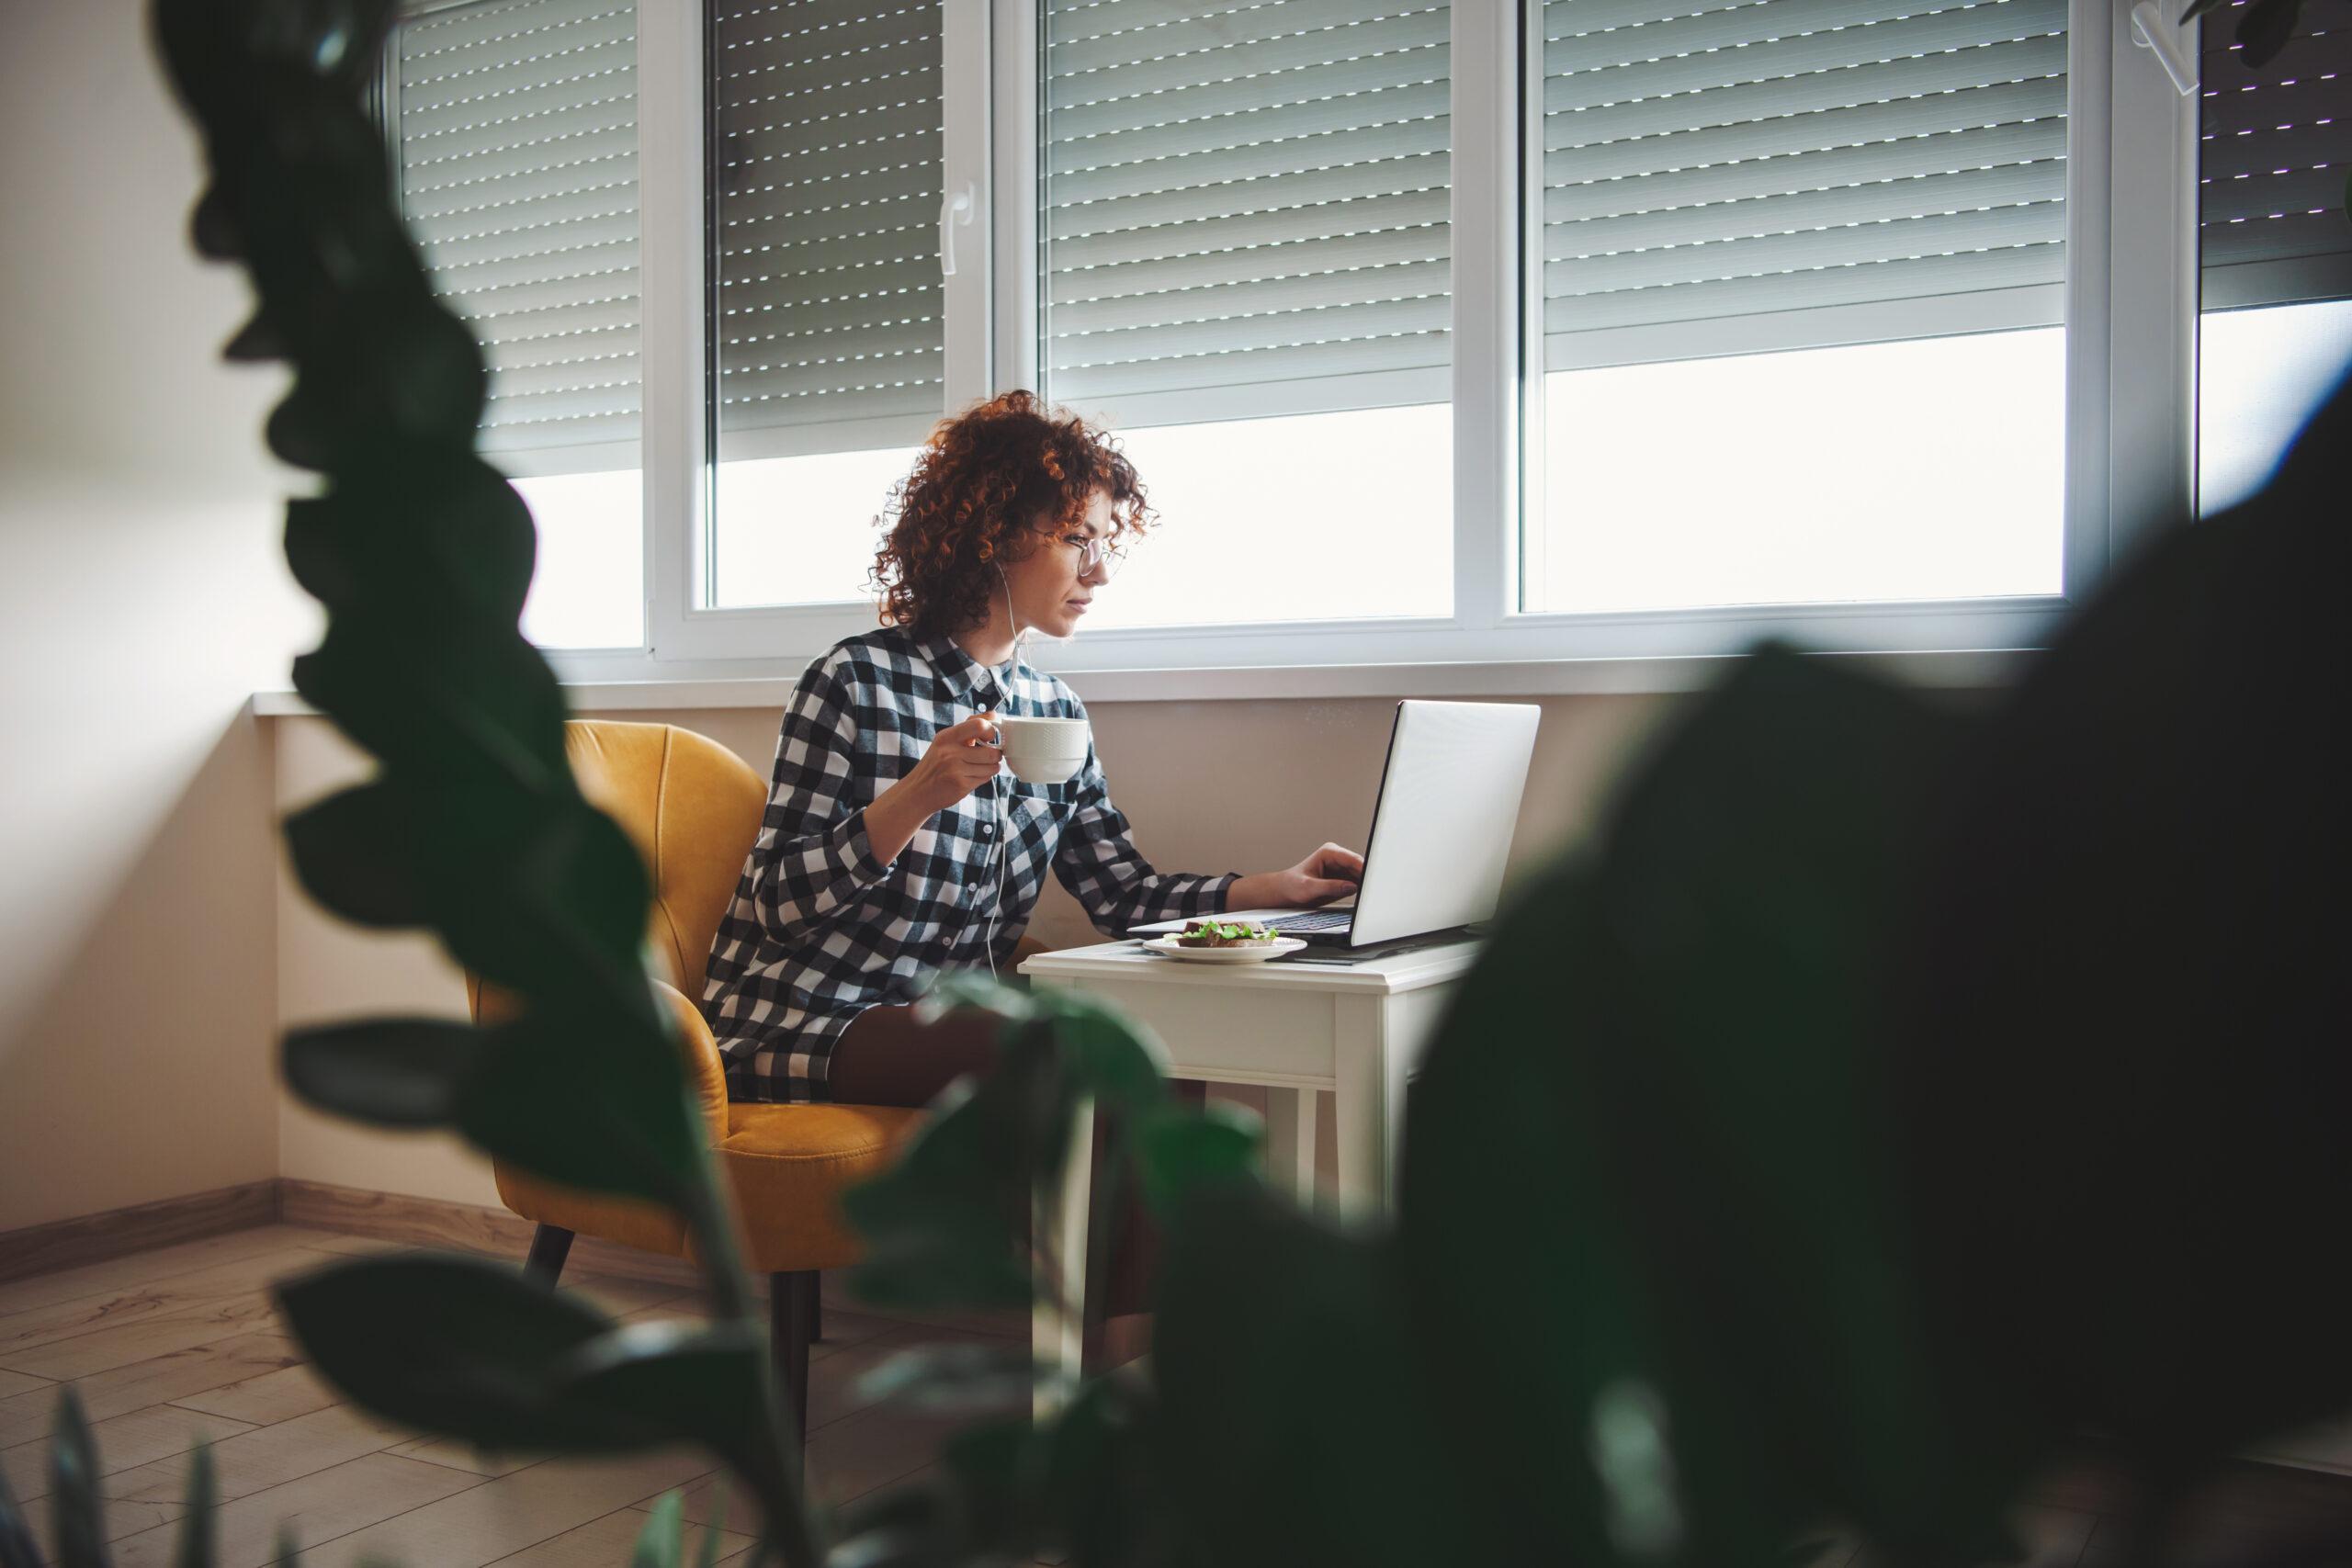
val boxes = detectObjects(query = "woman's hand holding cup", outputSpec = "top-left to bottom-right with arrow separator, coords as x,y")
909,711 -> 1006,810
865,712 -> 1004,866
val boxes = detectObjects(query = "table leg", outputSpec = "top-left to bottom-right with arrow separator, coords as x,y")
1330,1025 -> 1387,1216
1262,1085 -> 1318,1205
1033,1100 -> 1094,1416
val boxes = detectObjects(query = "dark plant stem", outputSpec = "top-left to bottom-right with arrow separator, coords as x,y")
672,1108 -> 818,1566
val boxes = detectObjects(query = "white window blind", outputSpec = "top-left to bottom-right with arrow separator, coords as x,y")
2199,2 -> 2352,310
394,0 -> 642,464
1541,0 -> 2070,365
1039,0 -> 1453,426
709,0 -> 945,457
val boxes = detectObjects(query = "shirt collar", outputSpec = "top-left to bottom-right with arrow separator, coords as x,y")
910,626 -> 1014,711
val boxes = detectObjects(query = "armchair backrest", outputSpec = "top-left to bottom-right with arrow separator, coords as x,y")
466,720 -> 768,1024
566,720 -> 769,998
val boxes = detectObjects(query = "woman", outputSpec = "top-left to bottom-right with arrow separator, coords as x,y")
704,389 -> 1363,1106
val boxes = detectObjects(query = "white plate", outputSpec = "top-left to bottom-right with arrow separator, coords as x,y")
1140,935 -> 1309,964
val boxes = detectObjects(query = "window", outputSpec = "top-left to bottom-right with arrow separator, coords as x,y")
1035,0 -> 1454,629
380,0 -> 2214,689
707,0 -> 948,608
1527,0 -> 2072,615
390,0 -> 647,649
2196,0 -> 2352,514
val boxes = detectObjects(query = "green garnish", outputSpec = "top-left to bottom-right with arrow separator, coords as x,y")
1174,918 -> 1277,946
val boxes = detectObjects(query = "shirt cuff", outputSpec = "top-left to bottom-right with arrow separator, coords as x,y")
838,806 -> 890,885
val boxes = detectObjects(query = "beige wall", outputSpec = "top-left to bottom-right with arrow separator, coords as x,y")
0,0 -> 315,1229
270,690 -> 1670,1205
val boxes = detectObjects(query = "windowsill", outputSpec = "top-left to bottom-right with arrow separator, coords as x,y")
248,645 -> 2030,716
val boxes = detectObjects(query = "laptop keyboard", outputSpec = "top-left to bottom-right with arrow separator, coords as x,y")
1269,908 -> 1353,935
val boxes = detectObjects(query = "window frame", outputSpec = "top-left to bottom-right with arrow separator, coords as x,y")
520,0 -> 2200,691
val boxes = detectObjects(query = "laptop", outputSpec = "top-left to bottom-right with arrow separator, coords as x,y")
1129,699 -> 1542,951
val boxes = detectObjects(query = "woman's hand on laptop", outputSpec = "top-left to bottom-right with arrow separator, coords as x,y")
1226,843 -> 1364,910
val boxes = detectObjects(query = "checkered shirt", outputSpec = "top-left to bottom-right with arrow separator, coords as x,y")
703,625 -> 1237,1103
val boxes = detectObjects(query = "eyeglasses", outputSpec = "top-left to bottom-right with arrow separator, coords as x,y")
1064,532 -> 1121,575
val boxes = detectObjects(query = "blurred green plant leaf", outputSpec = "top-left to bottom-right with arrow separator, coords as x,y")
842,1077 -> 1035,1312
1155,1181 -> 1470,1568
855,1343 -> 1035,1416
276,1253 -> 631,1448
284,992 -> 696,1207
1134,1101 -> 1260,1217
282,782 -> 428,929
283,1016 -> 477,1126
285,1257 -> 788,1484
633,1491 -> 685,1568
284,451 -> 534,623
1897,375 -> 2352,1469
288,613 -> 565,818
695,1498 -> 728,1568
1043,1377 -> 1180,1568
172,1442 -> 214,1568
916,971 -> 1040,1026
291,306 -> 488,464
849,980 -> 1208,1313
843,1010 -> 1102,1313
0,1446 -> 42,1568
2234,0 -> 2302,65
220,310 -> 286,363
823,1483 -> 961,1568
1399,646 -> 2007,1568
1048,997 -> 1167,1116
456,802 -> 657,999
1393,878 -> 1633,1565
922,975 -> 1166,1115
452,1008 -> 698,1206
933,1419 -> 1041,1556
157,0 -> 817,1560
553,1323 -> 784,1504
48,1390 -> 106,1568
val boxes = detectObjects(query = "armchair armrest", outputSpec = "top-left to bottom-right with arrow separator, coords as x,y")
654,978 -> 730,1145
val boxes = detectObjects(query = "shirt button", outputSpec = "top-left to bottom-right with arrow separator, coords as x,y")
978,822 -> 994,836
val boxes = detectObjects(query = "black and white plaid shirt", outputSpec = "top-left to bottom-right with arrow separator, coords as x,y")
703,625 -> 1237,1103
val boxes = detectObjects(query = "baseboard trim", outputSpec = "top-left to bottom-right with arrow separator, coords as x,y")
276,1179 -> 703,1291
0,1181 -> 279,1284
2,1177 -> 1018,1337
273,1180 -> 1021,1332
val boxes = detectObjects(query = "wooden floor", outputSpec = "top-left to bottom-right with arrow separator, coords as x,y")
5,1223 -> 2349,1567
0,1223 -> 1019,1566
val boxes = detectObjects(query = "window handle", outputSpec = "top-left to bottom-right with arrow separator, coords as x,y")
939,180 -> 977,277
2131,0 -> 2199,95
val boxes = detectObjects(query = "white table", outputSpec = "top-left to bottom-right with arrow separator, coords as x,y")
1019,935 -> 1481,1386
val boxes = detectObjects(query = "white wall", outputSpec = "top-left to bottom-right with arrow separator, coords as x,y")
0,0 -> 316,1230
270,691 -> 1668,1205
274,718 -> 493,1208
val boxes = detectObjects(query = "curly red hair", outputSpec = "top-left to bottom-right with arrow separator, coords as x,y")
871,390 -> 1151,637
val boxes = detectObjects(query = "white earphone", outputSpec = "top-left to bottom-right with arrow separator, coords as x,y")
978,565 -> 1021,978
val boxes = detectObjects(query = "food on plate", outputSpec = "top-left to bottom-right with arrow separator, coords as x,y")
1173,919 -> 1281,948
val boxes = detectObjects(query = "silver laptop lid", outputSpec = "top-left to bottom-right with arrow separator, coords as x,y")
1347,700 -> 1541,946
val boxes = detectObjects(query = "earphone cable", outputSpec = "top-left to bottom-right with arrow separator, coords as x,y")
980,567 -> 1019,980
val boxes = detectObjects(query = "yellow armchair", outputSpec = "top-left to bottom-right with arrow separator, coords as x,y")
467,720 -> 939,1442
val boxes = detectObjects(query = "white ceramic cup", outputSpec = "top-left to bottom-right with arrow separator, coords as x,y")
993,715 -> 1091,784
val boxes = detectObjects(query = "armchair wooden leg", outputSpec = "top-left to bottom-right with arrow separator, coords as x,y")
810,1280 -> 822,1344
770,1269 -> 816,1447
525,1224 -> 574,1284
